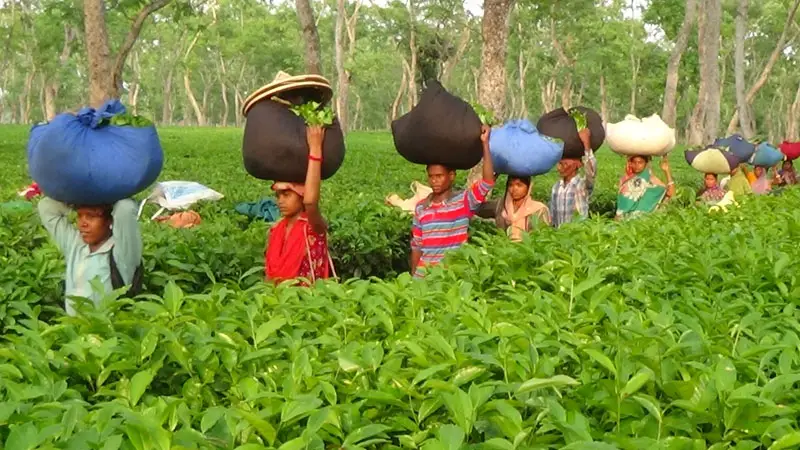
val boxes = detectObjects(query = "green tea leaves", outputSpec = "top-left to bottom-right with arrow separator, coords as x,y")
517,375 -> 580,394
290,102 -> 335,126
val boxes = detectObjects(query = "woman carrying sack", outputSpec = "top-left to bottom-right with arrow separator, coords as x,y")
265,126 -> 335,285
616,156 -> 675,220
479,176 -> 550,241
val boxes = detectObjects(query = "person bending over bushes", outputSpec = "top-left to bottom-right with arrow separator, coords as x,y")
38,197 -> 142,316
265,126 -> 333,285
410,125 -> 494,277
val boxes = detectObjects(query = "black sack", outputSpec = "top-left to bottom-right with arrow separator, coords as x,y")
242,100 -> 346,182
536,106 -> 605,159
391,80 -> 482,170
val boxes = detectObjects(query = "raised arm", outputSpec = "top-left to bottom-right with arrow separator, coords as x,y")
303,126 -> 327,235
410,208 -> 423,274
37,197 -> 79,254
578,128 -> 597,196
660,157 -> 676,198
481,125 -> 494,182
110,199 -> 143,268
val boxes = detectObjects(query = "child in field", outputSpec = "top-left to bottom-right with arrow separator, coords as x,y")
615,155 -> 675,220
410,125 -> 494,277
549,128 -> 596,228
478,176 -> 550,241
265,126 -> 333,285
778,160 -> 797,186
38,197 -> 143,315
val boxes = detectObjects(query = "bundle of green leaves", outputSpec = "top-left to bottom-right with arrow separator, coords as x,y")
290,102 -> 335,127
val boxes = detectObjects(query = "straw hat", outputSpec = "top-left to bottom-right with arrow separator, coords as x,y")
242,71 -> 333,116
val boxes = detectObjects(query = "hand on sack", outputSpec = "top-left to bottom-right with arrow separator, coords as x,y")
480,125 -> 491,144
578,128 -> 592,150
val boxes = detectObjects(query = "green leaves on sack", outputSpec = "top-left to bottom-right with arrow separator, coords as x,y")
470,102 -> 496,126
290,101 -> 335,126
106,113 -> 154,128
568,108 -> 588,131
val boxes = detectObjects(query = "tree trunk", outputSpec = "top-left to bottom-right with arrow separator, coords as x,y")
726,0 -> 800,132
732,0 -> 754,138
687,1 -> 709,146
218,56 -> 229,126
391,64 -> 408,122
407,0 -> 418,107
560,75 -> 572,110
295,0 -> 323,74
441,25 -> 471,87
541,76 -> 557,113
600,73 -> 608,123
83,0 -> 115,106
662,0 -> 697,127
334,0 -> 348,132
517,44 -> 529,118
162,73 -> 174,124
630,54 -> 640,115
789,81 -> 800,141
701,0 -> 722,144
469,0 -> 515,185
182,31 -> 204,126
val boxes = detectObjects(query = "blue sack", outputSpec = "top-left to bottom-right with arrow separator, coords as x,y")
750,142 -> 784,167
489,119 -> 564,177
713,134 -> 755,161
27,100 -> 163,206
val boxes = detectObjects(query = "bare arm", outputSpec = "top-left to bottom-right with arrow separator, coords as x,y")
480,125 -> 494,182
410,208 -> 423,274
659,157 -> 676,198
303,126 -> 327,235
410,249 -> 422,274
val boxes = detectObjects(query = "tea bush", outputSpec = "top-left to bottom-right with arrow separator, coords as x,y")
2,126 -> 800,449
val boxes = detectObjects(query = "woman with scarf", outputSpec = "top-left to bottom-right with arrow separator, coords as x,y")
778,160 -> 798,186
750,166 -> 773,195
479,176 -> 550,241
697,173 -> 726,205
616,155 -> 675,220
265,126 -> 333,285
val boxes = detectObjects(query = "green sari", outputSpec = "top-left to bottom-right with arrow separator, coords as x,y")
616,169 -> 667,219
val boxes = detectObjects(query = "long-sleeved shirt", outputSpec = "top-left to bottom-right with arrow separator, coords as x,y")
549,150 -> 597,228
411,180 -> 494,277
38,197 -> 142,315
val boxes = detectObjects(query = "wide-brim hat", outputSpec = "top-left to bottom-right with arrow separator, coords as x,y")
243,71 -> 333,116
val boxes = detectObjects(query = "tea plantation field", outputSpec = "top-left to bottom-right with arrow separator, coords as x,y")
2,125 -> 800,449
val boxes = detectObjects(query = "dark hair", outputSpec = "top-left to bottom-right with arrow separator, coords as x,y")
506,175 -> 532,189
426,164 -> 456,174
75,204 -> 113,220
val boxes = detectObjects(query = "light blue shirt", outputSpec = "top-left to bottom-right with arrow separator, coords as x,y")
38,197 -> 142,315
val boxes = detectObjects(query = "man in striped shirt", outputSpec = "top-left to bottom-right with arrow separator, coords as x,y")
550,128 -> 596,228
410,125 -> 495,277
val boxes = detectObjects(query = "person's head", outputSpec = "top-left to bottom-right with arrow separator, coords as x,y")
506,176 -> 532,201
76,205 -> 113,247
704,173 -> 718,189
426,164 -> 456,196
556,159 -> 583,180
272,182 -> 305,218
628,155 -> 650,175
784,160 -> 794,171
754,166 -> 765,178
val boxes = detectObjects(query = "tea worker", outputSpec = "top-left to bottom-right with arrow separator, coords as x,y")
410,125 -> 494,277
615,155 -> 675,220
549,128 -> 596,228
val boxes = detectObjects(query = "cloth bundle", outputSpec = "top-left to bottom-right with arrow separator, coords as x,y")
684,146 -> 743,174
488,119 -> 564,176
606,114 -> 676,156
391,80 -> 483,170
750,142 -> 784,167
27,100 -> 163,205
536,106 -> 605,159
780,141 -> 800,161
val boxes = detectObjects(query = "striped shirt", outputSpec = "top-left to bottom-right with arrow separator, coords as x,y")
550,150 -> 597,228
411,180 -> 494,277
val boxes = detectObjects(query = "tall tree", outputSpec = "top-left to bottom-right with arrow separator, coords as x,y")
468,0 -> 514,185
726,0 -> 800,133
296,0 -> 322,74
733,0 -> 754,138
83,0 -> 174,107
701,0 -> 721,144
661,0 -> 696,128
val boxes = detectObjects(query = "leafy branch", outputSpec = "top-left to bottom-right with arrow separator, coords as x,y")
290,101 -> 335,126
470,102 -> 496,126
